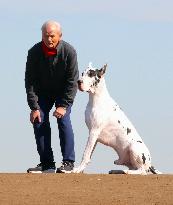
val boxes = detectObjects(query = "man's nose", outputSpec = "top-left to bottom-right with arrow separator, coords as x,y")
48,36 -> 52,42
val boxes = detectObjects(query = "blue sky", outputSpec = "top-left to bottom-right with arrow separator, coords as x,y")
0,0 -> 173,173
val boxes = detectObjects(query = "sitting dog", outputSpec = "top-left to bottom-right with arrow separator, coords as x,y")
74,63 -> 161,174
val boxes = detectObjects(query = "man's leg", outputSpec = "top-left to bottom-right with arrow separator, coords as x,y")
57,105 -> 75,162
33,97 -> 55,164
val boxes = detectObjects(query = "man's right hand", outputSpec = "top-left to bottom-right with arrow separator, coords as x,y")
30,110 -> 41,124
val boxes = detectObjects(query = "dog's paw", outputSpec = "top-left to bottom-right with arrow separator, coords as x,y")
72,168 -> 79,173
72,168 -> 82,173
114,159 -> 123,165
72,167 -> 84,173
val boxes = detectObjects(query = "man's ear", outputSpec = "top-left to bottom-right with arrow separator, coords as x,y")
98,64 -> 107,77
59,32 -> 62,40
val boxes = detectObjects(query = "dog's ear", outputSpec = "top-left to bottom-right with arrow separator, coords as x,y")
88,62 -> 93,69
98,64 -> 107,77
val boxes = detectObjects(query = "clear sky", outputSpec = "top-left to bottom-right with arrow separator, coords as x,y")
0,0 -> 173,173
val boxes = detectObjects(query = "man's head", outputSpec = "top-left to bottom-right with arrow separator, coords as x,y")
41,20 -> 62,49
78,63 -> 107,93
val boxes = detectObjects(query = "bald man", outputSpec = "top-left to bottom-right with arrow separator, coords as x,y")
25,20 -> 79,173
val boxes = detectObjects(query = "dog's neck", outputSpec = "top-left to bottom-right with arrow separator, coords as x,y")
89,78 -> 110,104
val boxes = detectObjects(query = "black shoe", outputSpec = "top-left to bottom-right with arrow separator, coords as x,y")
27,162 -> 56,173
56,161 -> 74,173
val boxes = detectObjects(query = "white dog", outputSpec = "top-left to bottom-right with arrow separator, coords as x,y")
74,63 -> 161,174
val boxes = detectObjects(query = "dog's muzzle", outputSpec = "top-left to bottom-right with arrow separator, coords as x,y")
77,80 -> 84,91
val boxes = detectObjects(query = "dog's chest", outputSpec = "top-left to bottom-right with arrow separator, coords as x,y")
85,107 -> 101,128
85,98 -> 116,129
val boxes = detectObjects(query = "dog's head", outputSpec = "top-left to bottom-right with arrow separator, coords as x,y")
78,63 -> 107,93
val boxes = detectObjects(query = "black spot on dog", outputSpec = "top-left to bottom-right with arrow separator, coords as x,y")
95,76 -> 100,84
127,128 -> 131,135
118,120 -> 120,124
148,155 -> 151,161
93,77 -> 100,87
149,166 -> 157,174
88,69 -> 96,77
142,153 -> 146,164
96,69 -> 102,78
137,140 -> 142,143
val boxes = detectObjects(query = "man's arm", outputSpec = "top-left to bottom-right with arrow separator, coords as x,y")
57,48 -> 79,108
25,49 -> 40,111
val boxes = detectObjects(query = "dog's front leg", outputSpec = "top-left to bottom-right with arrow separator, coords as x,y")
73,129 -> 100,173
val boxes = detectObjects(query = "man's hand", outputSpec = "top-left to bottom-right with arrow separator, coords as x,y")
30,110 -> 41,124
53,107 -> 66,118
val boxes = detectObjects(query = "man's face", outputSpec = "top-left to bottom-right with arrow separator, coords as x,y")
42,24 -> 61,49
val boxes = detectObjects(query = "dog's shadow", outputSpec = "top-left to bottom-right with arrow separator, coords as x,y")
109,170 -> 126,174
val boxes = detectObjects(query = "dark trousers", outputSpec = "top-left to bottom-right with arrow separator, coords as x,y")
33,97 -> 75,164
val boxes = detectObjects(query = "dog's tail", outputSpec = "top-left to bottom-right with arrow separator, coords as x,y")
149,166 -> 162,174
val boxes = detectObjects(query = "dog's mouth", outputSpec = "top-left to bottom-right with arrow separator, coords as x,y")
78,85 -> 84,92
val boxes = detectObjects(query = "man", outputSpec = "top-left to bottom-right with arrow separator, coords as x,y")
25,20 -> 79,173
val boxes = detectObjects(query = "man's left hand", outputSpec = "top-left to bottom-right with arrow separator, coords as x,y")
53,107 -> 66,118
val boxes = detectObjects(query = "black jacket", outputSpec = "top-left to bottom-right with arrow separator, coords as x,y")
25,40 -> 79,110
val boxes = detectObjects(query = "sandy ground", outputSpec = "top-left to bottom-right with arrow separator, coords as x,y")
0,174 -> 172,205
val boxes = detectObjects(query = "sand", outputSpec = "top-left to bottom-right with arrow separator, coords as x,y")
0,174 -> 172,205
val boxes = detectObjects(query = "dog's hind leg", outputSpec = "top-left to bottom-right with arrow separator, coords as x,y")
114,149 -> 130,166
125,143 -> 150,175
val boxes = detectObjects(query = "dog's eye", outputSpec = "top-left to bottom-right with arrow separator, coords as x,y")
82,72 -> 84,76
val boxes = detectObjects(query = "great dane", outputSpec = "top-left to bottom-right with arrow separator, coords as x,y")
74,63 -> 161,174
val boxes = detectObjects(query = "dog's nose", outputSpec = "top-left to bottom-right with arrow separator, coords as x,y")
77,80 -> 83,85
